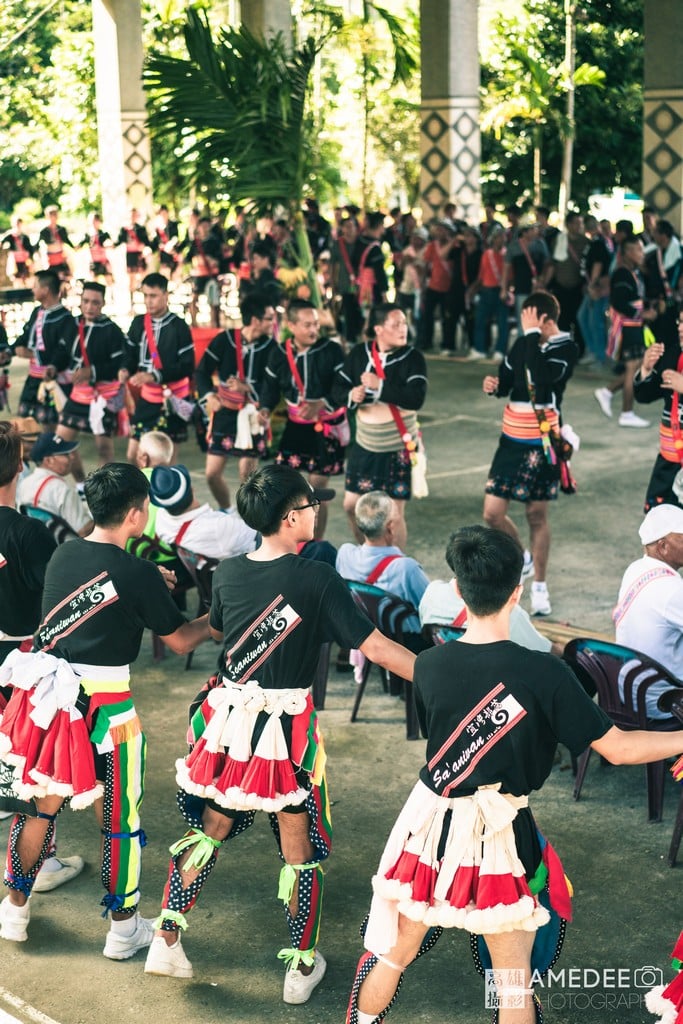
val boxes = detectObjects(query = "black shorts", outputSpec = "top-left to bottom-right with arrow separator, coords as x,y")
126,252 -> 146,272
485,436 -> 559,503
345,442 -> 412,499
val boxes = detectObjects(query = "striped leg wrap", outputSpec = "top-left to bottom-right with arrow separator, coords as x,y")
99,732 -> 146,914
157,829 -> 222,934
346,952 -> 404,1024
4,813 -> 56,897
278,861 -> 324,958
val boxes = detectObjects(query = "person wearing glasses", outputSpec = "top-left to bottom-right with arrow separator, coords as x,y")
16,432 -> 92,537
144,464 -> 416,1006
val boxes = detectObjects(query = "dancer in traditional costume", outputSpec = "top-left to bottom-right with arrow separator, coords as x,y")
0,463 -> 210,954
634,319 -> 683,510
346,525 -> 683,1024
125,273 -> 195,461
196,292 -> 277,508
38,206 -> 74,289
332,303 -> 427,549
143,464 -> 415,1004
482,290 -> 577,617
261,299 -> 347,539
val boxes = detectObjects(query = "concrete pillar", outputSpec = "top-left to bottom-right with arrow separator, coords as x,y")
240,0 -> 291,42
419,0 -> 480,223
643,0 -> 683,234
92,0 -> 153,228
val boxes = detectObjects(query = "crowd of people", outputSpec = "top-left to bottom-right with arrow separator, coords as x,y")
2,193 -> 683,1023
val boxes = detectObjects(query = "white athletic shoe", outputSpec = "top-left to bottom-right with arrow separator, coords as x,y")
594,387 -> 613,418
283,951 -> 327,1005
144,934 -> 194,978
0,895 -> 30,942
521,551 -> 534,583
33,854 -> 85,893
103,913 -> 155,960
490,351 -> 504,364
531,586 -> 552,617
464,349 -> 485,361
618,411 -> 650,428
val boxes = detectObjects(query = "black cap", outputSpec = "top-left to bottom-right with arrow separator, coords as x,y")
149,464 -> 193,515
30,432 -> 79,463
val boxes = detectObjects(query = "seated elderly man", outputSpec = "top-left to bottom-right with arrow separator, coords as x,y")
149,464 -> 258,562
16,432 -> 92,537
419,529 -> 564,656
335,490 -> 429,616
614,503 -> 683,719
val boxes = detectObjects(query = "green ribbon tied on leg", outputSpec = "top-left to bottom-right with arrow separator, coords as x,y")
277,861 -> 321,905
153,910 -> 188,931
169,828 -> 222,870
277,947 -> 316,971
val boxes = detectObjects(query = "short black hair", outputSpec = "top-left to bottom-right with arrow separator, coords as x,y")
521,289 -> 560,322
367,302 -> 403,337
84,463 -> 149,528
35,270 -> 60,296
445,526 -> 523,616
141,272 -> 168,292
365,211 -> 384,231
0,422 -> 22,487
240,292 -> 269,327
236,464 -> 310,536
286,298 -> 316,323
81,281 -> 106,296
252,240 -> 274,262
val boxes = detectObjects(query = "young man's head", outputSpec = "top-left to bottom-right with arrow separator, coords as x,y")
33,270 -> 61,305
368,302 -> 408,350
445,526 -> 523,617
565,211 -> 584,235
621,236 -> 645,268
30,433 -> 79,475
286,299 -> 318,350
240,293 -> 270,333
84,463 -> 149,529
80,281 -> 106,322
355,491 -> 395,543
141,272 -> 169,317
236,464 -> 333,537
0,422 -> 22,487
136,430 -> 174,470
364,211 -> 385,237
521,289 -> 561,326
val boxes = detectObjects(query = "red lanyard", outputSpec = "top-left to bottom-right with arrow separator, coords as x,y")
370,340 -> 413,446
669,351 -> 683,461
285,338 -> 305,396
77,320 -> 91,367
143,314 -> 162,368
338,238 -> 355,282
234,328 -> 244,380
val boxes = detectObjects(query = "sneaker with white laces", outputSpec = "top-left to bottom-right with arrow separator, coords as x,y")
594,387 -> 613,418
0,895 -> 30,942
103,913 -> 155,960
283,951 -> 327,1005
33,854 -> 85,893
530,587 -> 552,617
144,934 -> 194,978
618,410 -> 650,428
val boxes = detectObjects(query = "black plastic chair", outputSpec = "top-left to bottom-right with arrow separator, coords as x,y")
422,623 -> 466,646
19,503 -> 79,544
176,547 -> 220,670
563,637 -> 683,824
346,580 -> 429,740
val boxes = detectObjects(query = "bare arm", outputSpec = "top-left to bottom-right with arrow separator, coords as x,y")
591,725 -> 683,765
209,624 -> 223,643
161,613 -> 211,655
360,628 -> 416,681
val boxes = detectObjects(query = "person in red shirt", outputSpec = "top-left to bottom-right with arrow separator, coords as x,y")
419,220 -> 456,352
469,228 -> 510,362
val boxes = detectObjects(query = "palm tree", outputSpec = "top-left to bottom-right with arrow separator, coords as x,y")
143,7 -> 342,304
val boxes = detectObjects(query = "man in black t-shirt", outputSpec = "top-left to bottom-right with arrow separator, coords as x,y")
0,463 -> 210,959
346,527 -> 683,1024
145,464 -> 415,1006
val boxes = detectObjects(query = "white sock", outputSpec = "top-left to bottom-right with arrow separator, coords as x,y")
356,1012 -> 377,1024
523,549 -> 532,564
110,914 -> 137,936
39,855 -> 62,874
532,581 -> 548,593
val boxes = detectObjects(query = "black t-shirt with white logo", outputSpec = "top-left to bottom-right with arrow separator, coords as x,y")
0,507 -> 56,663
36,539 -> 185,664
210,553 -> 374,688
414,640 -> 612,798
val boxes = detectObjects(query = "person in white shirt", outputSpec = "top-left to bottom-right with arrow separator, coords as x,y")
16,433 -> 92,537
149,464 -> 257,561
614,503 -> 683,719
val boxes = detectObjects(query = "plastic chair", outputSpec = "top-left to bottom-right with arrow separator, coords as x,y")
346,580 -> 429,740
422,623 -> 466,646
176,547 -> 220,670
19,504 -> 79,544
563,637 -> 683,823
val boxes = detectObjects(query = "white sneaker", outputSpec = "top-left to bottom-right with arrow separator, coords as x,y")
464,349 -> 485,361
33,854 -> 85,893
618,411 -> 650,428
531,587 -> 552,617
521,551 -> 534,583
490,351 -> 504,364
0,895 -> 30,942
144,934 -> 194,978
594,387 -> 613,418
103,913 -> 155,960
283,950 -> 327,1005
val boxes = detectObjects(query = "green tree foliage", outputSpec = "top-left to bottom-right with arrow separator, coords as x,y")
481,0 -> 643,210
0,0 -> 98,220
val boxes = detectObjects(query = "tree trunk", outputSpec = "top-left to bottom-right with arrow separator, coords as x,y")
533,126 -> 543,205
558,0 -> 576,219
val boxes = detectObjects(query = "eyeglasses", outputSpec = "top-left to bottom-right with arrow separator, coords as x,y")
282,498 -> 321,519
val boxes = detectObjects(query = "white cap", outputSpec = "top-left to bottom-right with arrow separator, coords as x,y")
638,504 -> 683,545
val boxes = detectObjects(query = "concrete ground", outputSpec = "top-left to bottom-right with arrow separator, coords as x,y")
0,347 -> 680,1024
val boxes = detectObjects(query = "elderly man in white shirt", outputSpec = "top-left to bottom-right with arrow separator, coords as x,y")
17,432 -> 92,537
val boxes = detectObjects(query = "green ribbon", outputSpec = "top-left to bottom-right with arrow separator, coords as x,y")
89,698 -> 135,747
153,910 -> 188,931
277,947 -> 315,971
169,829 -> 222,870
527,860 -> 549,896
277,862 -> 320,904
